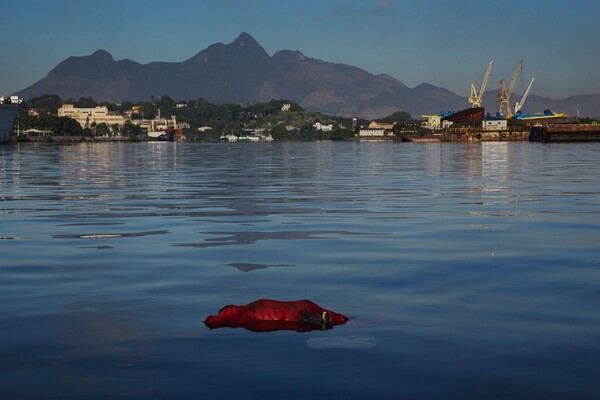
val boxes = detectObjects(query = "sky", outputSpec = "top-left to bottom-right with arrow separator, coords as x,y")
1,0 -> 599,99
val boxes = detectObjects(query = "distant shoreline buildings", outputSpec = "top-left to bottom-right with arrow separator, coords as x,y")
57,104 -> 189,133
58,104 -> 125,127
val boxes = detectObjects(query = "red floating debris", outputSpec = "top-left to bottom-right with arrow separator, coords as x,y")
204,299 -> 349,332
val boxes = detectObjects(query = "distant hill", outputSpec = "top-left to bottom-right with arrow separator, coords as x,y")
16,33 -> 600,118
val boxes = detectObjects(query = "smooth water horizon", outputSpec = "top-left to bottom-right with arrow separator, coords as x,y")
1,141 -> 599,399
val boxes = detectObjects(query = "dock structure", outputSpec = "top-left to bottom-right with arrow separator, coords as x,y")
401,123 -> 600,143
400,126 -> 530,143
530,124 -> 600,142
443,126 -> 530,142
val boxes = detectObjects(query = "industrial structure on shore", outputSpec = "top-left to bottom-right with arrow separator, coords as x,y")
401,59 -> 599,143
3,57 -> 599,143
0,96 -> 22,143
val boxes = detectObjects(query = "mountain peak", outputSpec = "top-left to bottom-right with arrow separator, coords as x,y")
186,32 -> 268,63
233,32 -> 258,46
18,34 -> 595,118
231,32 -> 268,57
91,49 -> 113,61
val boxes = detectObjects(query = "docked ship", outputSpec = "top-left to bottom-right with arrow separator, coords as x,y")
400,59 -> 589,143
0,96 -> 22,143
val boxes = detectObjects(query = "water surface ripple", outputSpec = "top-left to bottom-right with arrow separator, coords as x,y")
1,142 -> 599,399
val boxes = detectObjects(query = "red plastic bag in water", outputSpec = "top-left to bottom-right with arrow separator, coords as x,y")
204,299 -> 349,332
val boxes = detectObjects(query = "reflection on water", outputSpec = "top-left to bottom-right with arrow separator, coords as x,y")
53,230 -> 169,239
177,230 -> 378,248
307,335 -> 377,349
224,263 -> 296,272
1,142 -> 600,399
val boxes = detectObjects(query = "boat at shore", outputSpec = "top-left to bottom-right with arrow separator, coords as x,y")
401,59 -> 600,143
530,123 -> 600,142
403,102 -> 600,143
0,96 -> 22,143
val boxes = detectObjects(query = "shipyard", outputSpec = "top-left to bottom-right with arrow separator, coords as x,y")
400,59 -> 600,143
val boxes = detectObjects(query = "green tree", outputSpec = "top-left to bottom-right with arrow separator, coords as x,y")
76,97 -> 98,108
21,95 -> 63,115
155,95 -> 176,115
95,123 -> 110,136
194,128 -> 221,142
331,127 -> 355,141
269,123 -> 291,140
378,111 -> 414,124
53,116 -> 83,136
122,120 -> 142,137
111,124 -> 121,137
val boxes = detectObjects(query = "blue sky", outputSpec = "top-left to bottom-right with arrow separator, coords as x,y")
1,0 -> 599,99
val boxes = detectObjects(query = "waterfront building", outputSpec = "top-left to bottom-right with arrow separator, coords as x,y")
358,128 -> 388,137
368,121 -> 395,130
58,104 -> 125,127
358,120 -> 396,137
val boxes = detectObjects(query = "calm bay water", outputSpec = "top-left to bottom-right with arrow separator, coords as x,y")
1,141 -> 599,399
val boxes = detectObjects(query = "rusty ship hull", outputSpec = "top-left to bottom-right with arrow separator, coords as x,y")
401,127 -> 530,142
530,124 -> 600,142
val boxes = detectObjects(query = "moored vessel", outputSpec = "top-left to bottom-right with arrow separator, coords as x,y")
0,96 -> 22,143
530,123 -> 600,142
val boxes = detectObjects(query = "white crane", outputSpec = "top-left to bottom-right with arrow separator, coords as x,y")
468,60 -> 493,108
497,59 -> 523,116
514,77 -> 534,115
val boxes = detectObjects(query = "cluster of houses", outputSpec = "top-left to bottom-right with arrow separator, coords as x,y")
221,129 -> 273,142
57,104 -> 190,132
25,102 -> 402,141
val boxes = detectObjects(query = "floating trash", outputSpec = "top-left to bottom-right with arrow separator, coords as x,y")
204,299 -> 348,332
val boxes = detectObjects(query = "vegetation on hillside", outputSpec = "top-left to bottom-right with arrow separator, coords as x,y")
16,95 -> 417,141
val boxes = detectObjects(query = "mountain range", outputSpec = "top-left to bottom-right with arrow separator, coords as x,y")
16,33 -> 600,119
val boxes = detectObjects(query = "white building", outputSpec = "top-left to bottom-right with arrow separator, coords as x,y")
313,122 -> 334,131
221,129 -> 273,142
358,128 -> 387,137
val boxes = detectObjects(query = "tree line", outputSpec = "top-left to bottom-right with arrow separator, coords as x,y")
15,94 -> 419,141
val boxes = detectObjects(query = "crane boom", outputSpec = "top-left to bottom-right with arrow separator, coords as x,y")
468,60 -> 493,108
498,59 -> 524,116
478,60 -> 493,103
507,59 -> 523,98
514,77 -> 534,114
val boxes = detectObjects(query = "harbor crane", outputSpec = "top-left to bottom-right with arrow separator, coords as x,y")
497,59 -> 523,116
468,60 -> 493,108
514,77 -> 534,115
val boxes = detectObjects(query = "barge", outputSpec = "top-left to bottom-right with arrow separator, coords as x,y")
403,107 -> 531,142
400,127 -> 530,143
530,124 -> 600,142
